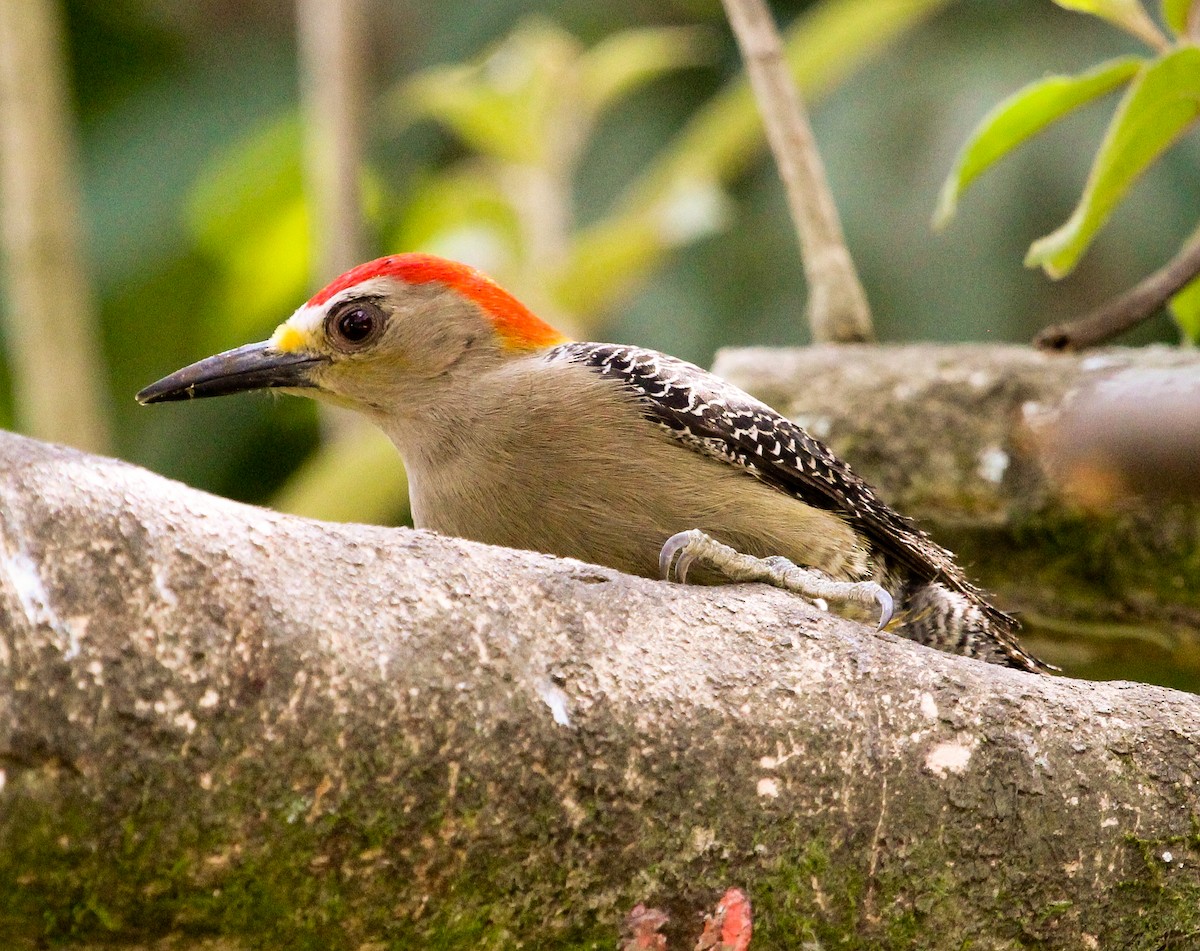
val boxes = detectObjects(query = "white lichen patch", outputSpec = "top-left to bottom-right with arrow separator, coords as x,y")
153,563 -> 178,607
976,445 -> 1009,484
919,692 -> 939,721
1020,399 -> 1057,431
3,546 -> 79,659
153,689 -> 181,716
758,744 -> 802,771
537,680 -> 571,727
925,739 -> 974,777
967,370 -> 992,391
199,688 -> 220,708
757,777 -> 780,798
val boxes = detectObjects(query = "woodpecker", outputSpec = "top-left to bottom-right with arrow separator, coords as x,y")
138,253 -> 1050,673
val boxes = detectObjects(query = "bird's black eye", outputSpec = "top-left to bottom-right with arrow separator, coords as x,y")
327,300 -> 385,350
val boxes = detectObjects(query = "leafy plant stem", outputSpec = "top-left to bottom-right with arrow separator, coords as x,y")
1035,223 -> 1200,350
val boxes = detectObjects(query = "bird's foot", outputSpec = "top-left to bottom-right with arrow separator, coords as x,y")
659,529 -> 894,630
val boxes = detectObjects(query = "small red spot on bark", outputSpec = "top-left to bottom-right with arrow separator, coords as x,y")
694,888 -> 752,951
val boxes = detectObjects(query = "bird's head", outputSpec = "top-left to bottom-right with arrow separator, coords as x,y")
136,254 -> 569,418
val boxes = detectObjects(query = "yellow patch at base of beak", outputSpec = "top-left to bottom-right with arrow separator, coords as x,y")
269,324 -> 311,354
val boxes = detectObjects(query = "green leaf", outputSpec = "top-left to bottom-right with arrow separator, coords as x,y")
1169,271 -> 1200,343
392,22 -> 710,167
1027,47 -> 1200,278
1162,0 -> 1199,36
187,114 -> 385,341
186,119 -> 310,343
933,56 -> 1141,229
559,0 -> 952,318
554,177 -> 731,315
1053,0 -> 1168,47
390,168 -> 522,270
398,20 -> 582,165
580,27 -> 711,115
188,117 -> 303,252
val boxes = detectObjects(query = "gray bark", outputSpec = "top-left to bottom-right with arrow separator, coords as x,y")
715,344 -> 1200,682
1,426 -> 1198,950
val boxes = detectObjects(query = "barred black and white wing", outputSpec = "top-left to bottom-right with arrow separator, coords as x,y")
546,342 -> 1012,630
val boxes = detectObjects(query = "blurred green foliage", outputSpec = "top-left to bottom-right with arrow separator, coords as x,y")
933,55 -> 1143,228
937,0 -> 1200,336
2,0 -> 1198,508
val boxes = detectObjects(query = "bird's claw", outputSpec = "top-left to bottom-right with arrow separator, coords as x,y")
872,585 -> 894,630
659,529 -> 704,584
661,528 -> 895,630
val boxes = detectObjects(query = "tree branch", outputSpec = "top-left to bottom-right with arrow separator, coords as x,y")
0,0 -> 111,452
714,342 -> 1200,680
719,0 -> 874,343
297,0 -> 366,280
1,427 -> 1198,947
1035,225 -> 1200,351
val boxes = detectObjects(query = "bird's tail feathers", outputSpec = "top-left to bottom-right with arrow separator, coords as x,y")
897,581 -> 1054,674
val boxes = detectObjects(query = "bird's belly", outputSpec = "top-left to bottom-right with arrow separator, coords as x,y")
407,435 -> 865,582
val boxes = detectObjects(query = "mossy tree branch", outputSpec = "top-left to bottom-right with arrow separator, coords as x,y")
1,427 -> 1198,949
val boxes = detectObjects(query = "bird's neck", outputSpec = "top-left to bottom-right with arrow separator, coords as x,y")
375,354 -> 542,474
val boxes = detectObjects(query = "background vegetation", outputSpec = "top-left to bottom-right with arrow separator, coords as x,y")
0,0 -> 1192,502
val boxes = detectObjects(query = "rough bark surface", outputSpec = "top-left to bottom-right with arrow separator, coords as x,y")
715,344 -> 1200,682
1,428 -> 1199,949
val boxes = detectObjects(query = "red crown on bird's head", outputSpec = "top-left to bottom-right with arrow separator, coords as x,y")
308,254 -> 568,351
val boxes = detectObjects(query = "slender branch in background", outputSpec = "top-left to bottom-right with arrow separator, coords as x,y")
296,0 -> 365,280
1035,226 -> 1200,351
294,0 -> 378,461
0,0 -> 110,452
719,0 -> 874,343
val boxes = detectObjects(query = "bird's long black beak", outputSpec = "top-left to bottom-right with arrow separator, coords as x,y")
135,341 -> 329,404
